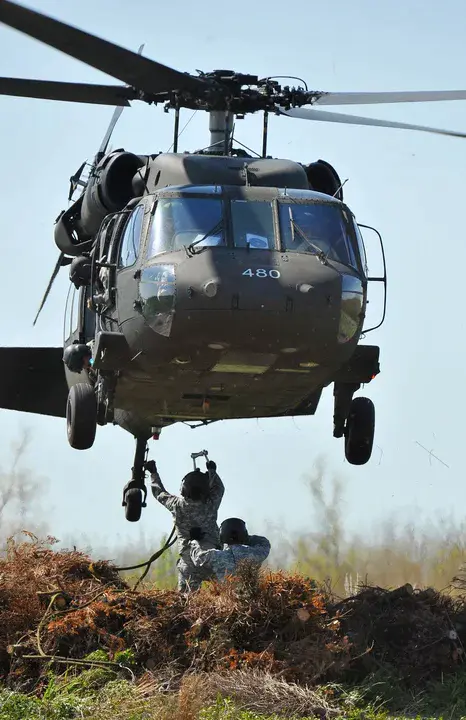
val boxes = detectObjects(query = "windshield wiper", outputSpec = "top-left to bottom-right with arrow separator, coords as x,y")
186,219 -> 224,255
288,207 -> 328,265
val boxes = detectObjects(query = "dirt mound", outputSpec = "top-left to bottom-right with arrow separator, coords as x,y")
1,536 -> 465,692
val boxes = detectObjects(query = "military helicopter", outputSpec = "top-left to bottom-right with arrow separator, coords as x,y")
1,1 -> 466,522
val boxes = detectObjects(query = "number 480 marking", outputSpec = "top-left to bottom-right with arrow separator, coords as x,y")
242,268 -> 281,278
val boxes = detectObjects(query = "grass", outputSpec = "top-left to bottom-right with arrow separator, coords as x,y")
2,665 -> 466,719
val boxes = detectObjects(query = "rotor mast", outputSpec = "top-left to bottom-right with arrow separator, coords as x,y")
205,110 -> 234,155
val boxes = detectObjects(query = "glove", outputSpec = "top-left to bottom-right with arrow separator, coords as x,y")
144,460 -> 157,474
206,459 -> 217,472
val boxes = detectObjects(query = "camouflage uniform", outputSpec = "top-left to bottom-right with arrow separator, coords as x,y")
150,466 -> 224,592
189,535 -> 271,582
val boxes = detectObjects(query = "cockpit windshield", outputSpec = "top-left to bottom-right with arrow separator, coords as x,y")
278,201 -> 357,268
145,192 -> 363,273
231,200 -> 275,250
147,197 -> 225,257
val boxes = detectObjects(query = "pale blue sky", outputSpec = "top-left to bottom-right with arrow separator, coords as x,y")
0,0 -> 466,550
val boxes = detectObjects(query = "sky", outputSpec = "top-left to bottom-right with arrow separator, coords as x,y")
0,0 -> 466,552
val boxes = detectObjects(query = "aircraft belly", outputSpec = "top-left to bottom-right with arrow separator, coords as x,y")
112,314 -> 356,422
113,360 -> 332,421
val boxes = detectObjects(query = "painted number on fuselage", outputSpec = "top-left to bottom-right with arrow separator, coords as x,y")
242,268 -> 281,279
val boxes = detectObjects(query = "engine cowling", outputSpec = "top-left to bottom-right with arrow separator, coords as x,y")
80,150 -> 146,235
304,159 -> 344,201
54,150 -> 146,256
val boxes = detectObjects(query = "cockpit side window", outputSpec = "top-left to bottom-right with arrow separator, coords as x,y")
147,197 -> 225,257
231,200 -> 275,250
278,201 -> 357,268
118,204 -> 144,268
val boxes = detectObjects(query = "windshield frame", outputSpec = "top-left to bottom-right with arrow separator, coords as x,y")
276,197 -> 364,273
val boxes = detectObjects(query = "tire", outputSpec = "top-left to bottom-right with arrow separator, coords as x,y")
66,383 -> 97,450
344,396 -> 375,466
124,488 -> 142,522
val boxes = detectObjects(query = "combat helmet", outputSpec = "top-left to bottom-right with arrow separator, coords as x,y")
180,468 -> 209,501
220,517 -> 249,545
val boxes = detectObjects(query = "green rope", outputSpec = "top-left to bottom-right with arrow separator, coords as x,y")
115,526 -> 177,590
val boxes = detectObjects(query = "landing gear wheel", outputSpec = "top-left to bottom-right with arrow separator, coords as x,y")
124,488 -> 143,522
344,396 -> 375,466
121,437 -> 149,523
66,383 -> 97,450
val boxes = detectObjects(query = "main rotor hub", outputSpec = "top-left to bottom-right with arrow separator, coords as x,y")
144,71 -> 326,116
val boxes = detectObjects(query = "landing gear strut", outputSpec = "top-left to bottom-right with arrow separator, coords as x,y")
333,382 -> 375,465
122,437 -> 148,522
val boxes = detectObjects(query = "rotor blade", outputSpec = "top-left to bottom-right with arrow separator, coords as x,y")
33,252 -> 69,326
97,44 -> 146,157
0,1 -> 205,96
279,106 -> 466,139
312,90 -> 466,106
0,77 -> 132,105
98,106 -> 124,156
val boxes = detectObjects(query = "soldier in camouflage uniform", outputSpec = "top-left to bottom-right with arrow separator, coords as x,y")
144,458 -> 224,592
189,517 -> 271,583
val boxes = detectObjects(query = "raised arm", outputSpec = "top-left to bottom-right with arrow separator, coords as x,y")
247,535 -> 271,563
145,460 -> 180,513
206,460 -> 224,510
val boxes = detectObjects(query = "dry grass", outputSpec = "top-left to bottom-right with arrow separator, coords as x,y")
122,670 -> 342,719
187,670 -> 341,718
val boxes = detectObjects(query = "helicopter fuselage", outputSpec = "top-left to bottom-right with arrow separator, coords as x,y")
63,179 -> 376,437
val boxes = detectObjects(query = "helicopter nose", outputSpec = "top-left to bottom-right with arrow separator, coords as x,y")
137,254 -> 361,365
173,254 -> 347,349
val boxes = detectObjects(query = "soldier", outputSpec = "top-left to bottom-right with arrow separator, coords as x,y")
144,458 -> 224,592
189,517 -> 271,582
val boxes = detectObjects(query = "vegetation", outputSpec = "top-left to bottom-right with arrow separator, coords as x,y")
0,438 -> 465,719
2,667 -> 466,719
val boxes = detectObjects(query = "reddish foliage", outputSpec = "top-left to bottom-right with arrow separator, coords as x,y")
0,539 -> 464,691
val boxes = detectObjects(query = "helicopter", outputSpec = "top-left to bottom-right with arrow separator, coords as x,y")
1,1 -> 466,523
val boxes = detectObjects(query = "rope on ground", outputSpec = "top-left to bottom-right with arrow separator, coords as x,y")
15,589 -> 136,680
115,526 -> 177,590
22,653 -> 135,680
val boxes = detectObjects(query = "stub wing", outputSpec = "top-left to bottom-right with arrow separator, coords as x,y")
0,347 -> 68,419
